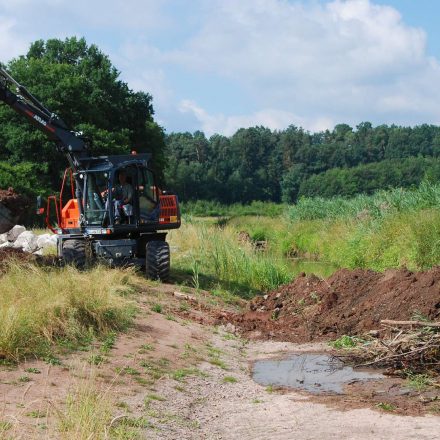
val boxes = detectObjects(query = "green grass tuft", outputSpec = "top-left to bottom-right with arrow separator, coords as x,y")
222,376 -> 238,383
0,264 -> 137,362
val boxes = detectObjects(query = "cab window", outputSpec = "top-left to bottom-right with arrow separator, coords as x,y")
137,167 -> 158,222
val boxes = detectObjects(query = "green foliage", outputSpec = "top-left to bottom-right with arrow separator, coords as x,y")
171,367 -> 204,382
329,335 -> 363,349
285,183 -> 440,271
151,304 -> 163,314
405,373 -> 435,391
298,157 -> 440,199
164,123 -> 440,205
0,420 -> 12,432
0,161 -> 49,196
376,402 -> 396,412
223,376 -> 238,383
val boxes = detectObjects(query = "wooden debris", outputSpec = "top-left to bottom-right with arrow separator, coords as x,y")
173,291 -> 197,302
340,321 -> 440,376
381,320 -> 440,328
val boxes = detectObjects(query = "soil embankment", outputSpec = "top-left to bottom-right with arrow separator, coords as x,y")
223,267 -> 440,342
0,188 -> 29,233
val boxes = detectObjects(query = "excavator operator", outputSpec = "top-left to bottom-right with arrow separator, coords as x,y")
113,170 -> 133,224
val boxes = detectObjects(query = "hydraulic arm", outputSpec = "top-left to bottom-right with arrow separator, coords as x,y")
0,67 -> 88,169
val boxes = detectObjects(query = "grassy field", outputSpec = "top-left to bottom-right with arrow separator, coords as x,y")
179,182 -> 440,275
0,262 -> 138,361
1,184 -> 438,437
168,220 -> 291,297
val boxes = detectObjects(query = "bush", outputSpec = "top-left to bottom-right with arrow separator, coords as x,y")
0,263 -> 137,360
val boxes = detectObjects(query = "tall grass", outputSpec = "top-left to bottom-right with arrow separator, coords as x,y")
169,221 -> 290,296
57,365 -> 144,439
0,263 -> 137,361
289,181 -> 440,221
195,182 -> 440,272
285,183 -> 440,271
181,200 -> 286,218
58,381 -> 114,440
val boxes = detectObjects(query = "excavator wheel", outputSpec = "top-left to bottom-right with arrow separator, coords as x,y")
62,239 -> 86,269
145,240 -> 170,282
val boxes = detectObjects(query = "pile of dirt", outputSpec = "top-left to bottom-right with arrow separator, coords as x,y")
221,267 -> 440,342
0,187 -> 30,233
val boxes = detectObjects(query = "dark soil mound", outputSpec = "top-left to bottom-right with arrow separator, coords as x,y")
0,188 -> 30,233
222,268 -> 440,342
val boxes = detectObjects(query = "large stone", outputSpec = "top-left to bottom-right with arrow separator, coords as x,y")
13,231 -> 38,253
0,233 -> 7,244
6,225 -> 26,242
0,241 -> 13,249
36,233 -> 58,251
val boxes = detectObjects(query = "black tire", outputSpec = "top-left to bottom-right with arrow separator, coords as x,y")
146,240 -> 170,282
62,239 -> 86,269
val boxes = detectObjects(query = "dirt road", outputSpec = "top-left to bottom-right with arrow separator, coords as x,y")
1,283 -> 439,439
144,335 -> 439,440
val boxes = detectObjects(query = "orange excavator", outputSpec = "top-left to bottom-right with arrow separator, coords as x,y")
0,67 -> 180,280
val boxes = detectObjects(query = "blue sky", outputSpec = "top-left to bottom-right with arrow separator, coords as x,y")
1,0 -> 439,136
374,0 -> 440,57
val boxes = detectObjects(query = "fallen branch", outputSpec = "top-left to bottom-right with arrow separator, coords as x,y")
173,291 -> 197,302
338,325 -> 440,375
381,320 -> 440,328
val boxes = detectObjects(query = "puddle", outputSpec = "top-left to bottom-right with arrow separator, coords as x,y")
253,353 -> 384,394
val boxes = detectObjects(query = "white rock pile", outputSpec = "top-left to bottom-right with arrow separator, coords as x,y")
0,225 -> 57,255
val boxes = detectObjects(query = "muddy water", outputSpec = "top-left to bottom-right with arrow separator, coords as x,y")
253,353 -> 384,394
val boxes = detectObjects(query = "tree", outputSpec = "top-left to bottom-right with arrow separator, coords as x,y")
281,164 -> 306,203
0,37 -> 166,195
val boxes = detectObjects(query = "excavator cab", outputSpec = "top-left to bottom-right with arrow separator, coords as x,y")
80,163 -> 163,229
42,154 -> 180,235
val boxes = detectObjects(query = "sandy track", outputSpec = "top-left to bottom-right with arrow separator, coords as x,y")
146,335 -> 439,440
1,283 -> 438,439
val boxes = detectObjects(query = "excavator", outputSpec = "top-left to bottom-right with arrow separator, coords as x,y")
0,67 -> 180,281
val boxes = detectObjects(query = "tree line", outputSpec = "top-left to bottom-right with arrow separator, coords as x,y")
1,37 -> 440,205
165,124 -> 440,203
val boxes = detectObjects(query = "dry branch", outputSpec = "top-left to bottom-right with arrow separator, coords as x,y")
173,291 -> 197,302
381,320 -> 440,328
341,324 -> 440,375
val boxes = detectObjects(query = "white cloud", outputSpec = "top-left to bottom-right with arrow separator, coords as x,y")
1,0 -> 440,134
0,16 -> 29,62
179,99 -> 334,136
167,0 -> 440,131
